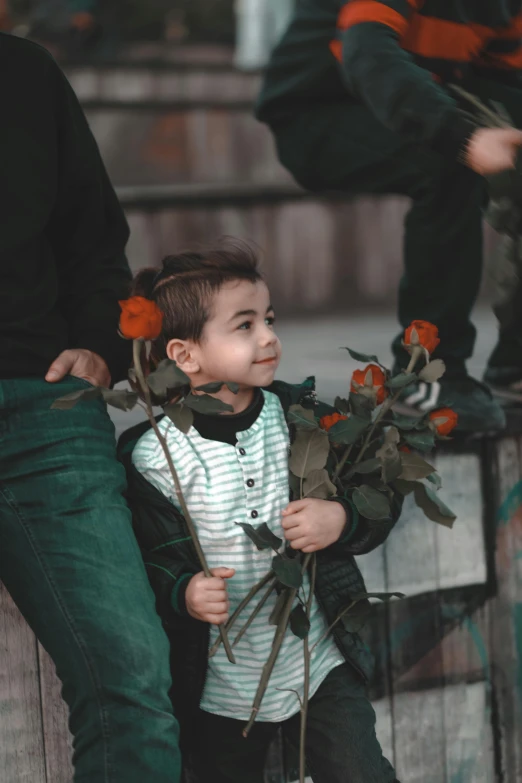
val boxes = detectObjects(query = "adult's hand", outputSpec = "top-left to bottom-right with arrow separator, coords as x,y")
466,127 -> 522,176
45,349 -> 111,387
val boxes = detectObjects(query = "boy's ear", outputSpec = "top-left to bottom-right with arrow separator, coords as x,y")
166,339 -> 200,375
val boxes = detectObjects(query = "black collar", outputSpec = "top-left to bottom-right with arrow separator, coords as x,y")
191,388 -> 264,445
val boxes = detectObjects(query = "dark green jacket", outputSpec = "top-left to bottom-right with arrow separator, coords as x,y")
117,379 -> 402,752
256,0 -> 522,160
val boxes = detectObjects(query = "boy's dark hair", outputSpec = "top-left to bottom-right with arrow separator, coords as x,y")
131,239 -> 263,358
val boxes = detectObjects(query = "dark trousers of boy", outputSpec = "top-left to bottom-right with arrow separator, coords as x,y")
270,76 -> 522,379
0,33 -> 180,781
192,664 -> 398,783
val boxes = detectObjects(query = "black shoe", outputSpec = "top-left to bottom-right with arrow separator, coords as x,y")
395,374 -> 506,434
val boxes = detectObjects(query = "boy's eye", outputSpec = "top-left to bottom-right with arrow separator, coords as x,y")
238,321 -> 252,330
265,316 -> 276,327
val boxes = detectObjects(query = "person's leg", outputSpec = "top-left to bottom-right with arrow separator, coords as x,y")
272,101 -> 506,430
191,709 -> 278,783
0,376 -> 181,783
275,100 -> 484,373
283,664 -> 398,783
466,76 -> 522,385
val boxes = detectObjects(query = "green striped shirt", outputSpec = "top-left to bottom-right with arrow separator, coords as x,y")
133,390 -> 343,722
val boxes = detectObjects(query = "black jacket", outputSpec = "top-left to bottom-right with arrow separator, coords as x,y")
117,378 -> 402,754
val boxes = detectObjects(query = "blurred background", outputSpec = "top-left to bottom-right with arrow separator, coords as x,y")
1,4 -> 518,783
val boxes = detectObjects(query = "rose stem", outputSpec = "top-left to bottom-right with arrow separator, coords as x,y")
208,570 -> 274,657
231,578 -> 277,647
299,554 -> 316,783
132,339 -> 236,664
243,553 -> 312,738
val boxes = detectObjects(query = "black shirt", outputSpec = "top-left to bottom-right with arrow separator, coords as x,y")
0,33 -> 131,382
191,388 -> 264,445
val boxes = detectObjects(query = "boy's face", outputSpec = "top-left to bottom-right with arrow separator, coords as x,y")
191,279 -> 281,389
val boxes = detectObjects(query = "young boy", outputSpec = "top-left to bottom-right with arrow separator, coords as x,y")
118,243 -> 402,782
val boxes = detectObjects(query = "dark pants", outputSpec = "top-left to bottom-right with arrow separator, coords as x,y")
0,376 -> 181,782
271,77 -> 522,375
193,663 -> 397,783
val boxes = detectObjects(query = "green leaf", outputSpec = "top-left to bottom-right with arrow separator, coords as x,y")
392,412 -> 420,431
194,381 -> 225,393
164,403 -> 194,434
236,522 -> 282,552
183,393 -> 234,414
403,429 -> 436,453
413,483 -> 456,528
328,415 -> 369,445
352,458 -> 381,475
386,372 -> 418,390
375,431 -> 402,484
289,428 -> 330,479
147,359 -> 190,399
289,604 -> 310,640
352,485 -> 391,520
348,392 -> 374,420
226,382 -> 240,394
399,453 -> 435,481
101,389 -> 139,411
287,404 -> 318,431
418,359 -> 446,383
392,478 -> 417,496
269,589 -> 289,626
272,554 -> 303,589
426,471 -> 442,490
303,469 -> 336,499
51,387 -> 102,409
334,396 -> 350,414
341,347 -> 380,364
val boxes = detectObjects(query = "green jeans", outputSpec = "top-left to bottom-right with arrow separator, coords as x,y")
272,77 -> 522,375
0,376 -> 181,782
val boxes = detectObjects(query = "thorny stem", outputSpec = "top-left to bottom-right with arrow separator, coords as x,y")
232,579 -> 277,647
243,553 -> 313,738
132,339 -> 237,663
208,570 -> 274,658
300,554 -> 316,783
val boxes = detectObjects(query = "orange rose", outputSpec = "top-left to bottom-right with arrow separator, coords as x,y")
404,320 -> 440,355
351,364 -> 388,405
119,296 -> 163,340
320,412 -> 348,432
429,408 -> 458,436
399,446 -> 411,453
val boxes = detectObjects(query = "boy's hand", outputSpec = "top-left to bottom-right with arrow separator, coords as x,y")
185,567 -> 235,624
281,499 -> 346,553
466,128 -> 522,176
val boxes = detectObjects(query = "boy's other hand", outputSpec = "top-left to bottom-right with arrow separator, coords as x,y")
466,127 -> 522,176
185,568 -> 235,625
281,498 -> 346,553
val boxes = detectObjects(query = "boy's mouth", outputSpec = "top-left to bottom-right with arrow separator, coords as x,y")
254,356 -> 277,365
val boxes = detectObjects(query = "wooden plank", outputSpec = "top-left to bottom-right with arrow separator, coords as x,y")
392,686 -> 446,783
433,452 -> 487,591
441,610 -> 495,783
490,437 -> 522,783
385,493 -> 439,597
38,643 -> 73,783
0,582 -> 47,783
